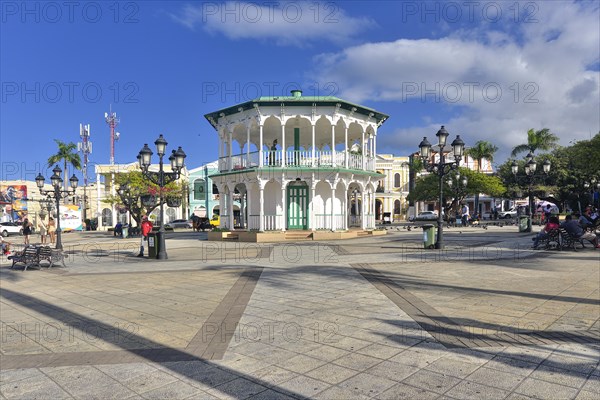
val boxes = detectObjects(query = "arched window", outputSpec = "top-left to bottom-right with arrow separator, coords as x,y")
166,207 -> 177,223
212,184 -> 219,195
194,179 -> 206,201
394,200 -> 401,214
101,208 -> 112,226
394,173 -> 401,188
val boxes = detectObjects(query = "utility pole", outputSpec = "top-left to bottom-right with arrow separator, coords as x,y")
78,124 -> 92,224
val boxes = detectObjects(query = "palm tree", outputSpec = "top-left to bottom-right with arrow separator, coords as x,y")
511,128 -> 559,157
465,140 -> 498,215
47,140 -> 82,200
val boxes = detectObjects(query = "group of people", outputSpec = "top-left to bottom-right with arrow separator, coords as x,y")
33,216 -> 57,245
1,215 -> 57,256
532,206 -> 600,249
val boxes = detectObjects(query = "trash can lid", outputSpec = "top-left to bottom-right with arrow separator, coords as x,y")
422,224 -> 435,228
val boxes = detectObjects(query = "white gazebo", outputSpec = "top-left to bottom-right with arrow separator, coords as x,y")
205,90 -> 389,237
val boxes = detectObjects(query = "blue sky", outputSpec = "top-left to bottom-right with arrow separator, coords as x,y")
1,1 -> 599,181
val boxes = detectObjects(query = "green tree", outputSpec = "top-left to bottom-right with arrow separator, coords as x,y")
47,140 -> 82,196
510,128 -> 559,157
407,168 -> 505,218
465,140 -> 498,214
103,171 -> 185,225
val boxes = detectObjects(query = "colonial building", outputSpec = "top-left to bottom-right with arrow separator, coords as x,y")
204,90 -> 388,233
375,154 -> 410,221
95,163 -> 188,230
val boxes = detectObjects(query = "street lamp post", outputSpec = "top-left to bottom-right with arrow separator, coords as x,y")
35,165 -> 79,250
447,172 -> 468,224
418,126 -> 465,250
137,135 -> 186,260
511,154 -> 551,232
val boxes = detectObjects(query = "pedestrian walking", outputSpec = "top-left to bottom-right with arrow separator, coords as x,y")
37,216 -> 48,244
22,218 -> 33,245
137,216 -> 153,257
48,217 -> 56,244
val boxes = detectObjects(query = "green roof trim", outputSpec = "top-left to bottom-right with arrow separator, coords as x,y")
204,95 -> 389,128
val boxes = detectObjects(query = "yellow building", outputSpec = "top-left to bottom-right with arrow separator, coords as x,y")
374,154 -> 410,221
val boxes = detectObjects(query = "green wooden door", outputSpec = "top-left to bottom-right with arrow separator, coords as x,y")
287,185 -> 308,229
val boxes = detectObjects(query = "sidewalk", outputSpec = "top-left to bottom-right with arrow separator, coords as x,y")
1,228 -> 598,399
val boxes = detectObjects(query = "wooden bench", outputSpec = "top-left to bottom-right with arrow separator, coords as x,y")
559,228 -> 585,251
8,246 -> 41,271
38,246 -> 66,268
8,246 -> 66,270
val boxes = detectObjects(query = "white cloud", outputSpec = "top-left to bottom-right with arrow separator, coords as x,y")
170,1 -> 375,46
311,1 -> 600,163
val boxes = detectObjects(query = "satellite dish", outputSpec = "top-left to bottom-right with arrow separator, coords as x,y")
115,132 -> 120,140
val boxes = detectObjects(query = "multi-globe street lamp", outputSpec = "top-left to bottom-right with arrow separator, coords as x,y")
583,179 -> 600,209
511,152 -> 551,232
35,165 -> 79,250
418,126 -> 465,249
137,135 -> 186,260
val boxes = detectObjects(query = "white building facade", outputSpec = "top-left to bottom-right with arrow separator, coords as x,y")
205,90 -> 388,231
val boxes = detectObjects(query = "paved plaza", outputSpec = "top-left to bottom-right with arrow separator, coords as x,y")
1,227 -> 599,399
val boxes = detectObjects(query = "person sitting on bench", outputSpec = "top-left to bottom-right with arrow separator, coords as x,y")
532,216 -> 559,249
561,214 -> 599,248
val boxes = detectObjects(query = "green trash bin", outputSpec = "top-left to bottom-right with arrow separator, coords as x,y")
147,232 -> 159,259
422,224 -> 436,249
518,216 -> 530,232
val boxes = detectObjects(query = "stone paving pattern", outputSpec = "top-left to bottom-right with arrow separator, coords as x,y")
0,227 -> 599,399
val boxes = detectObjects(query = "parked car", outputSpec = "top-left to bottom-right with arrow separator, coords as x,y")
498,208 -> 518,219
0,222 -> 23,237
414,211 -> 439,221
165,219 -> 193,229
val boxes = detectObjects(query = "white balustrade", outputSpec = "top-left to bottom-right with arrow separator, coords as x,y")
248,215 -> 260,230
219,150 -> 375,172
263,214 -> 280,230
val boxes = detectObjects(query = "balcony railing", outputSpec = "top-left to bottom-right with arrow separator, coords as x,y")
219,150 -> 375,172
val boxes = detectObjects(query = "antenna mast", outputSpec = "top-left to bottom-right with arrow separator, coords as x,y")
78,124 -> 92,223
105,106 -> 120,165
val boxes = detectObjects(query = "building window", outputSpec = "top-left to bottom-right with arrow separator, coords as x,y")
394,200 -> 401,214
394,173 -> 401,188
194,179 -> 206,201
101,208 -> 112,226
212,184 -> 219,195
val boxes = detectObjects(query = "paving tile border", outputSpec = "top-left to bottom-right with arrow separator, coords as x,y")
352,263 -> 600,349
0,267 -> 263,369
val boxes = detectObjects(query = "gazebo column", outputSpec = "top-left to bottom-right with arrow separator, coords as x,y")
228,130 -> 233,170
280,181 -> 286,231
218,185 -> 225,228
344,127 -> 349,168
259,183 -> 265,231
259,125 -> 264,167
246,126 -> 251,167
331,125 -> 336,167
96,172 -> 102,228
361,191 -> 367,230
373,133 -> 377,165
310,180 -> 316,231
311,124 -> 316,167
228,188 -> 235,229
246,187 -> 252,229
331,186 -> 336,231
361,130 -> 365,170
281,123 -> 286,167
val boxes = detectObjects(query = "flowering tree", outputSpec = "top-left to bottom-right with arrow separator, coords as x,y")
103,171 -> 184,225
